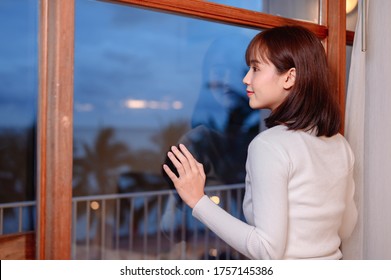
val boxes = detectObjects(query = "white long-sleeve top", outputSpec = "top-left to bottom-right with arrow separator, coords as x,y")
192,125 -> 357,259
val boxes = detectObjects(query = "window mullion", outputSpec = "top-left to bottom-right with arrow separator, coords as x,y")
37,0 -> 75,260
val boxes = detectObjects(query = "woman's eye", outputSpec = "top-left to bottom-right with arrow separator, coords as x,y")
252,66 -> 259,72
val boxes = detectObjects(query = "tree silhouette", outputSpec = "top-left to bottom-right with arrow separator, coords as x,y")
72,122 -> 204,258
126,120 -> 189,176
73,127 -> 130,196
0,125 -> 35,233
73,127 -> 132,253
114,121 -> 190,256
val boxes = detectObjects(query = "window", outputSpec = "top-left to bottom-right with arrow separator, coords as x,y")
73,0 -> 260,259
0,0 -> 350,260
0,0 -> 38,235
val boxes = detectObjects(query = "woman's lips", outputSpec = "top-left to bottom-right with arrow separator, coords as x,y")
246,90 -> 254,97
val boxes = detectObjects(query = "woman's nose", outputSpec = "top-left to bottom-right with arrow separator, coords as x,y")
242,70 -> 250,85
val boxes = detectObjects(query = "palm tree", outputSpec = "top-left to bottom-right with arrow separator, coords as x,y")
72,122 -> 190,258
73,127 -> 131,255
115,121 -> 190,255
127,120 -> 189,176
73,127 -> 130,196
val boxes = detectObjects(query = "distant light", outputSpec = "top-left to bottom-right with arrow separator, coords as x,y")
125,99 -> 147,109
210,195 -> 220,205
209,248 -> 218,257
124,99 -> 183,110
172,101 -> 183,109
90,201 -> 100,210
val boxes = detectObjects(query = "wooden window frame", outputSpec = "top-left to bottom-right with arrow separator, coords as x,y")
0,0 -> 350,259
36,0 -> 75,259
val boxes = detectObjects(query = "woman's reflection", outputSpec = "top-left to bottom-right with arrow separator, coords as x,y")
161,34 -> 260,258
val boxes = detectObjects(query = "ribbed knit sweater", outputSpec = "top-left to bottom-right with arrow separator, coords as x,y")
193,125 -> 357,259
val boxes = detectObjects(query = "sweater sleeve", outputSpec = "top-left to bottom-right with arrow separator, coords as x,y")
192,195 -> 260,259
192,137 -> 289,259
338,168 -> 358,239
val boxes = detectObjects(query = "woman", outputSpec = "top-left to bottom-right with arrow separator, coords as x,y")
163,25 -> 357,260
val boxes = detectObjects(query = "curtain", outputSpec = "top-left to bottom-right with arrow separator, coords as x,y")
343,0 -> 391,259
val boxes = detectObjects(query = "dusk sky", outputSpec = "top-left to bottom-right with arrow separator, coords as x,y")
72,0 -> 260,130
0,0 -> 264,130
0,0 -> 38,127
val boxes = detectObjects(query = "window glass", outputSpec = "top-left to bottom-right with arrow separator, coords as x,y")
73,0 -> 260,259
206,0 -> 320,23
0,0 -> 38,234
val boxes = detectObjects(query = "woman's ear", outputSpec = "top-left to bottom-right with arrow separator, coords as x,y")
283,68 -> 296,90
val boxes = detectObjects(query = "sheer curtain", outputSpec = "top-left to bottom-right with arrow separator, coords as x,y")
343,0 -> 391,259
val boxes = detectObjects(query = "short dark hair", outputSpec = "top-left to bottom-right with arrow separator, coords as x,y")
245,25 -> 341,137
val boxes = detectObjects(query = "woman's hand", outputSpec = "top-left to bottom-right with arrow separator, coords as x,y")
163,144 -> 206,208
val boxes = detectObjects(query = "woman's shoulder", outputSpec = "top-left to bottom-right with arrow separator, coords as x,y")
249,125 -> 293,154
253,125 -> 292,143
253,126 -> 355,163
251,125 -> 338,150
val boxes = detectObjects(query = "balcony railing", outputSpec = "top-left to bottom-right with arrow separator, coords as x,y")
0,200 -> 36,235
0,183 -> 245,260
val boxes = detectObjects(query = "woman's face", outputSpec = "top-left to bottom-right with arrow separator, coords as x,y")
205,47 -> 247,110
208,63 -> 243,109
242,57 -> 290,111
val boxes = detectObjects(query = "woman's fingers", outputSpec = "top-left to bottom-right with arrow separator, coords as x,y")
196,162 -> 206,180
180,144 -> 205,180
169,145 -> 193,174
166,150 -> 186,177
165,144 -> 204,180
162,164 -> 179,182
178,144 -> 198,172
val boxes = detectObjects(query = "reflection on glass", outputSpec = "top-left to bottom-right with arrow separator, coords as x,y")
171,34 -> 259,186
0,0 -> 38,234
206,0 -> 320,23
73,0 -> 259,259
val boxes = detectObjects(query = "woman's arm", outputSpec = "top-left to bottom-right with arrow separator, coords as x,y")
338,169 -> 358,239
163,141 -> 289,259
